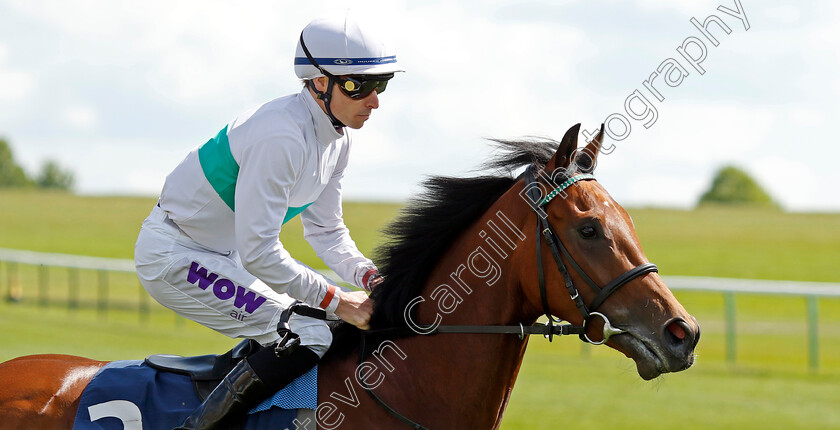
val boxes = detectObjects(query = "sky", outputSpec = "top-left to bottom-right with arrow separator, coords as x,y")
1,0 -> 838,211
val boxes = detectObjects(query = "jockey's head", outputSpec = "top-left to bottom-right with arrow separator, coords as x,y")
295,11 -> 404,129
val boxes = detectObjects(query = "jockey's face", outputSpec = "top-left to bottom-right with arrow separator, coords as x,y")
310,76 -> 380,129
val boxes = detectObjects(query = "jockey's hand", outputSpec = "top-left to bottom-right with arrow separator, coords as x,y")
335,290 -> 373,330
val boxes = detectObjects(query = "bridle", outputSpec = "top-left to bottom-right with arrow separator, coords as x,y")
524,166 -> 659,345
277,165 -> 660,430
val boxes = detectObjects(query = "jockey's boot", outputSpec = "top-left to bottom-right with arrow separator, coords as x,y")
174,345 -> 319,430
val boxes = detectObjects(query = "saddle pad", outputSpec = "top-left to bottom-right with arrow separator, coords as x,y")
73,360 -> 318,430
251,365 -> 318,412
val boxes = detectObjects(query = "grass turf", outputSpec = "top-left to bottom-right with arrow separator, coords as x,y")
1,190 -> 839,429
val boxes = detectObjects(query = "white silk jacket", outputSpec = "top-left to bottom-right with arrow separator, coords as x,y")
158,87 -> 375,313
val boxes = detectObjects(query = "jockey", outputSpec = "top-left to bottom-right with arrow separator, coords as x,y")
134,11 -> 400,430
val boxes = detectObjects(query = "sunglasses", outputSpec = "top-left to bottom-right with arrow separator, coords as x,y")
336,74 -> 394,99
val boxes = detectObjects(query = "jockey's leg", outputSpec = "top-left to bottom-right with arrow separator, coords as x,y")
172,310 -> 330,430
173,310 -> 331,430
174,343 -> 320,430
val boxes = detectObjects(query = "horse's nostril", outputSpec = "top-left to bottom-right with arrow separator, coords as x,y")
664,319 -> 694,353
667,320 -> 686,340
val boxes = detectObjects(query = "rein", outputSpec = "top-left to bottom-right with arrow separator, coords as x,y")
279,166 -> 660,429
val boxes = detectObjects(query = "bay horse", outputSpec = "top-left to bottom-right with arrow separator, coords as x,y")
0,124 -> 699,429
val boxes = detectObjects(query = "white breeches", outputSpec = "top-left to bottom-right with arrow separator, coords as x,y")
134,205 -> 332,357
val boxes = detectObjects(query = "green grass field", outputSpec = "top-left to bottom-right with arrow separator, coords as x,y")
1,190 -> 839,429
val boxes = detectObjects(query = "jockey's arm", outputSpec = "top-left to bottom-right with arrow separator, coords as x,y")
298,140 -> 380,290
233,132 -> 342,314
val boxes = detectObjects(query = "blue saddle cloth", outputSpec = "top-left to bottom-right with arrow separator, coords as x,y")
72,360 -> 317,430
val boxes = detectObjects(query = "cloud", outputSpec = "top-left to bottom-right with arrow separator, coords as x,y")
0,69 -> 32,102
6,0 -> 298,104
631,0 -> 723,15
71,141 -> 185,195
623,173 -> 708,208
748,156 -> 824,211
612,101 -> 774,165
385,3 -> 594,151
60,105 -> 99,130
763,4 -> 801,25
0,43 -> 34,102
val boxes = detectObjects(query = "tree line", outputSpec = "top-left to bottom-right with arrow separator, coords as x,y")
0,138 -> 75,191
2,134 -> 776,205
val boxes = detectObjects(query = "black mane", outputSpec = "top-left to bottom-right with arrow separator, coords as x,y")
323,137 -> 561,361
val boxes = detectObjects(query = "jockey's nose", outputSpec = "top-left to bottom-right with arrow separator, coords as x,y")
366,90 -> 380,109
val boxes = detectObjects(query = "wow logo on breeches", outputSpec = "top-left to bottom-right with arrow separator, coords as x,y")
187,262 -> 267,319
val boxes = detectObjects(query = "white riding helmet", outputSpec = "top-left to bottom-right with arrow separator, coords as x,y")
294,11 -> 405,79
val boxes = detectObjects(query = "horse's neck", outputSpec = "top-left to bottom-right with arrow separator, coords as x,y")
405,189 -> 535,427
321,188 -> 537,428
376,331 -> 530,429
320,333 -> 529,429
413,186 -> 534,325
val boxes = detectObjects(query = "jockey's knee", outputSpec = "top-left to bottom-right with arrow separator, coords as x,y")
289,316 -> 332,358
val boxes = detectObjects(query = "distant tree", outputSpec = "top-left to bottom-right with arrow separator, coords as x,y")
698,165 -> 778,208
36,160 -> 75,191
0,138 -> 32,187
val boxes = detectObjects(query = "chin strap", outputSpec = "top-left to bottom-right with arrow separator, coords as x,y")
305,79 -> 345,128
299,33 -> 346,128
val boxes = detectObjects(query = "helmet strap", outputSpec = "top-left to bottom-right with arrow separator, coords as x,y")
300,32 -> 346,129
305,78 -> 345,128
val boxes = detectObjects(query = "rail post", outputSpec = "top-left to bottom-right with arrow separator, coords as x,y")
807,295 -> 819,373
38,264 -> 49,307
6,261 -> 22,302
68,267 -> 79,311
724,291 -> 737,365
97,270 -> 109,319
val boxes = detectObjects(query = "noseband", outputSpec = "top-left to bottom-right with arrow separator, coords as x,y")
525,166 -> 659,344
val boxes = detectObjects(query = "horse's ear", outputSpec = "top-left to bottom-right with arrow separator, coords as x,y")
550,123 -> 580,170
575,123 -> 604,173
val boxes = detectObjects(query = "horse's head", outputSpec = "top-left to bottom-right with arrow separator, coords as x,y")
517,123 -> 700,380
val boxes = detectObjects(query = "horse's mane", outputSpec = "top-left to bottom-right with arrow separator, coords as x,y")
323,137 -> 561,361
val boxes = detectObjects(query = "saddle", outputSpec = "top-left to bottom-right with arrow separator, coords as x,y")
144,338 -> 262,401
144,303 -> 338,401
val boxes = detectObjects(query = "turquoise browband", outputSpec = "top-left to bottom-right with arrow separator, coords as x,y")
539,173 -> 596,206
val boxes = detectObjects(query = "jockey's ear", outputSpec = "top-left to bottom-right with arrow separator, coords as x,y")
575,123 -> 605,173
546,123 -> 580,173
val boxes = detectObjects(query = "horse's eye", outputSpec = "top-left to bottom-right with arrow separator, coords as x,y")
579,226 -> 597,239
